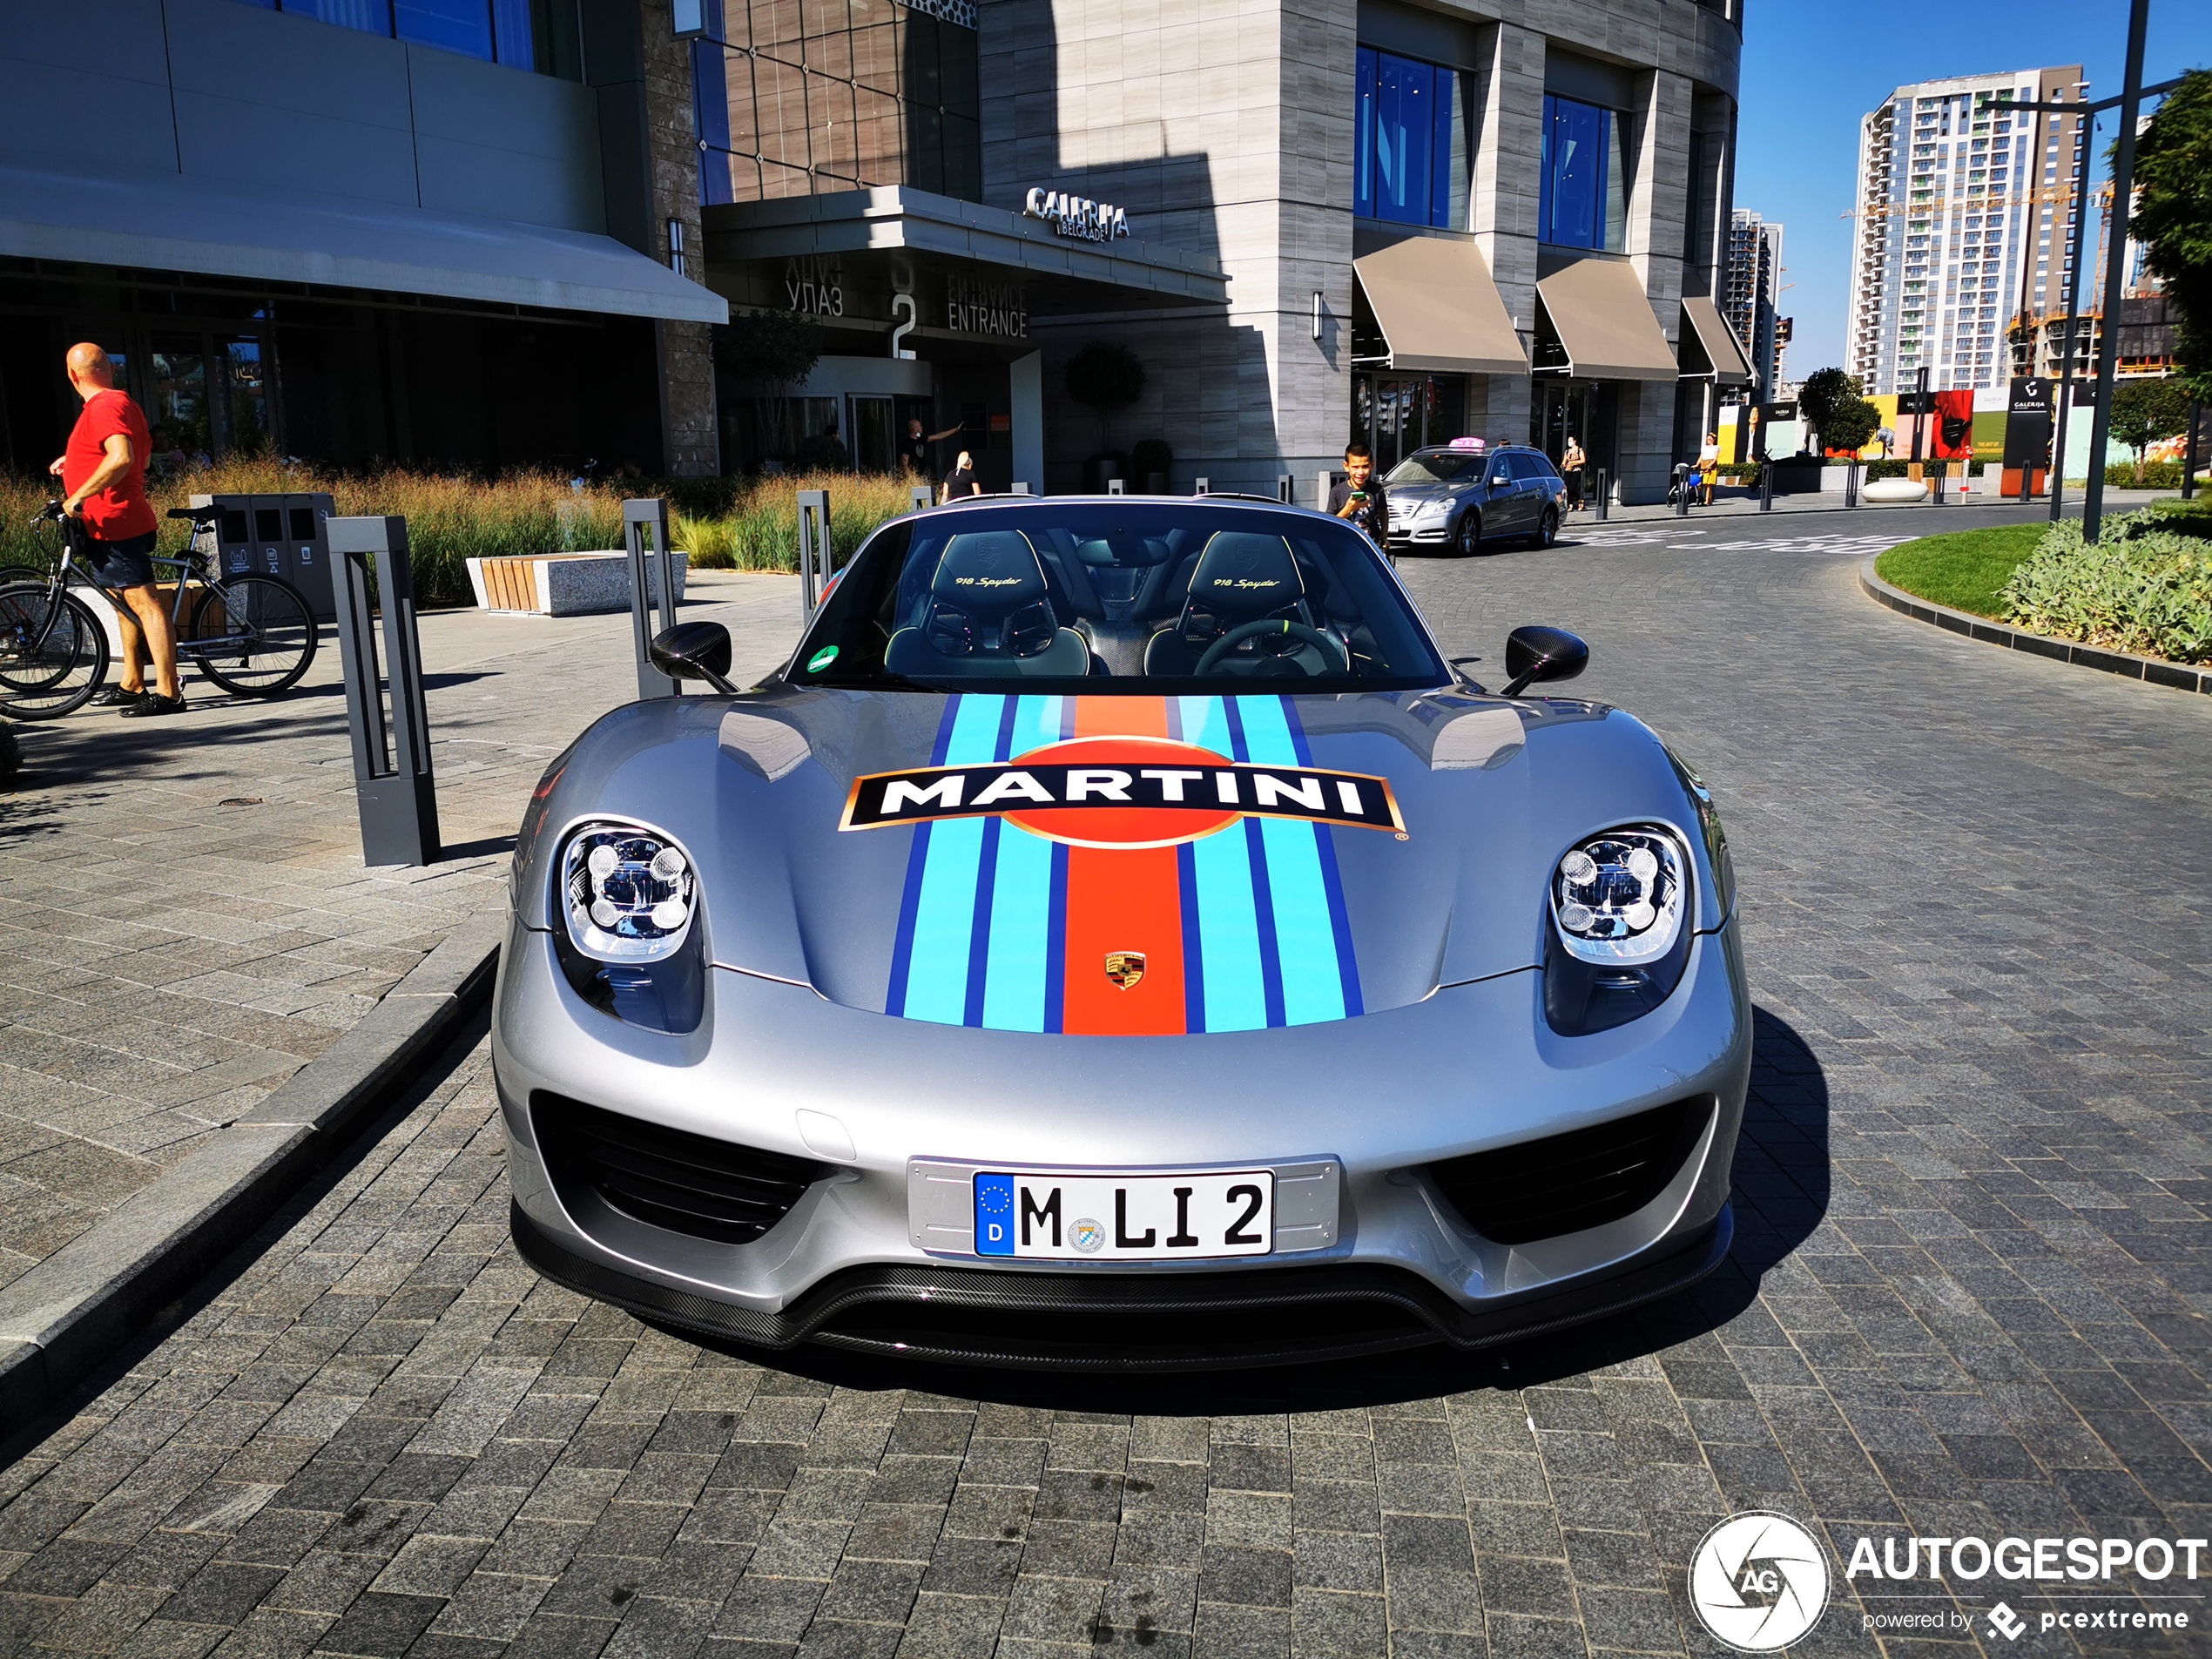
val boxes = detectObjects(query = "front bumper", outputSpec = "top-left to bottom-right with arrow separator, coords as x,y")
493,918 -> 1751,1368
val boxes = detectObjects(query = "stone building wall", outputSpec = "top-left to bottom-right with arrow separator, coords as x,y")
640,0 -> 718,476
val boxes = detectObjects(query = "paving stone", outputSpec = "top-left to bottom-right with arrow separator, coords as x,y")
5,516 -> 2209,1658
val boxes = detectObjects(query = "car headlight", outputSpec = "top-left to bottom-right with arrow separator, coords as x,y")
1551,829 -> 1686,963
561,826 -> 696,962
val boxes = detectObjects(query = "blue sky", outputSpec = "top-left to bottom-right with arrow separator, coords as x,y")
1734,0 -> 2212,381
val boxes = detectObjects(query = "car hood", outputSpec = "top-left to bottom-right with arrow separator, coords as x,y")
516,688 -> 1725,1035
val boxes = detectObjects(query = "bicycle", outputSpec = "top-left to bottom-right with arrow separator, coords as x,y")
0,502 -> 319,718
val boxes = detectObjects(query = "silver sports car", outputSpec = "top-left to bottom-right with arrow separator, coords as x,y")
493,494 -> 1750,1370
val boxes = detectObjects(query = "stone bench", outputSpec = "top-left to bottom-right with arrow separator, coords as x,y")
466,550 -> 688,617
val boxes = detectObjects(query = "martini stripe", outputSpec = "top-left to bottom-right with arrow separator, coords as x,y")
885,697 -> 968,1015
1280,698 -> 1366,1017
895,694 -> 1007,1025
974,695 -> 1059,1030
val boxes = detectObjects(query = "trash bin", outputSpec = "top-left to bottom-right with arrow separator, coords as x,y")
192,492 -> 337,621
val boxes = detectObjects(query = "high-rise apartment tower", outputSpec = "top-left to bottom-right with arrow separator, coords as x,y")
1846,66 -> 2086,395
1726,210 -> 1784,395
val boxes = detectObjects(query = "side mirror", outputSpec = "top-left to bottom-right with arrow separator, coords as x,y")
650,621 -> 738,694
1501,625 -> 1588,698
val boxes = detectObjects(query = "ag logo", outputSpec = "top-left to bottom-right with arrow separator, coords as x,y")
1688,1512 -> 1829,1651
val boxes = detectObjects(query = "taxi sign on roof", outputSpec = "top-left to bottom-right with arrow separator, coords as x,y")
1448,435 -> 1487,450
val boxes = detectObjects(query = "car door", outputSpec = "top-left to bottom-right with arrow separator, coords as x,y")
1513,453 -> 1560,523
1480,454 -> 1526,536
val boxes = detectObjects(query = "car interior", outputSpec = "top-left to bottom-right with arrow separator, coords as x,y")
806,505 -> 1447,690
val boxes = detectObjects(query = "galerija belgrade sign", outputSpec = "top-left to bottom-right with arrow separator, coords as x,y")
1023,188 -> 1130,243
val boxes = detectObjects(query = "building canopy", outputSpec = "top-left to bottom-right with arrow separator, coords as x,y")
1352,237 -> 1527,375
1534,259 -> 1679,381
1679,295 -> 1754,385
0,160 -> 727,324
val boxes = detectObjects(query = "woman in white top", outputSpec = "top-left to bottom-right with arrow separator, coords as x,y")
1696,432 -> 1721,505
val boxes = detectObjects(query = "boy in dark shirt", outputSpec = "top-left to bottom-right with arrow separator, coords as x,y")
1325,442 -> 1387,545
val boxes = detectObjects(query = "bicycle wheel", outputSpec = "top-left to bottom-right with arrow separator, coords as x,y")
187,574 -> 318,697
0,583 -> 111,719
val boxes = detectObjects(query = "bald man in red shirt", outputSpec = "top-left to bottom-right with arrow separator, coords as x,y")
51,342 -> 183,715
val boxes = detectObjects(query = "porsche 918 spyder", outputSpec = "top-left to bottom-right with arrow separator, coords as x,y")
492,495 -> 1750,1369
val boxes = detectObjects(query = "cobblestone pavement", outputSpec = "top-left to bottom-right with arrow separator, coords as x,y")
2,509 -> 2208,1659
0,573 -> 804,1289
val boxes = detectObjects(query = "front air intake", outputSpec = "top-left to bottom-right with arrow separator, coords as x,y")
531,1092 -> 833,1245
1426,1097 -> 1711,1246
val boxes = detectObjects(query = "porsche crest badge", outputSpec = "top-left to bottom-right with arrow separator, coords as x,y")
1103,951 -> 1146,990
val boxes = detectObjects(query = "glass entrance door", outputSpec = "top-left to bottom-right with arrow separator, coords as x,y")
1531,379 -> 1616,480
1352,374 -> 1468,472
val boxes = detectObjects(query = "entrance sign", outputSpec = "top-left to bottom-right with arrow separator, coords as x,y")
1024,189 -> 1131,243
945,274 -> 1028,339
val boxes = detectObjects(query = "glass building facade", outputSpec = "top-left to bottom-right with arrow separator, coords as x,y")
693,0 -> 982,204
1538,93 -> 1627,251
233,0 -> 541,71
1353,48 -> 1470,230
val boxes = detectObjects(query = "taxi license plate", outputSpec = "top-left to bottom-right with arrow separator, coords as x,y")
973,1170 -> 1273,1260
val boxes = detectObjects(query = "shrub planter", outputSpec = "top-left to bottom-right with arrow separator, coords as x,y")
1764,456 -> 1826,496
467,550 -> 687,617
1859,556 -> 2211,695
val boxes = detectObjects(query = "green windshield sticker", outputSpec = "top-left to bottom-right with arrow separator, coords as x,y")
807,646 -> 839,672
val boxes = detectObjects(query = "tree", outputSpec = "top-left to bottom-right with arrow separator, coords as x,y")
2109,378 -> 2191,482
714,311 -> 825,464
1063,341 -> 1145,453
1821,396 -> 1881,458
2130,70 -> 2212,404
1796,368 -> 1865,455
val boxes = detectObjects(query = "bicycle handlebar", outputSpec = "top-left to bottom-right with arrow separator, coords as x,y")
167,506 -> 220,524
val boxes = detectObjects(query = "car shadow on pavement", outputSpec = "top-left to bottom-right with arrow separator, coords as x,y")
1,698 -> 354,789
663,1006 -> 1832,1413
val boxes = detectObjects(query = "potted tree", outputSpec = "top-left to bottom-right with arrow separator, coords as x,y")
1065,341 -> 1145,492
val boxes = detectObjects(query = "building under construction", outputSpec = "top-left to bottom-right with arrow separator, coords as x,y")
1847,65 -> 2086,395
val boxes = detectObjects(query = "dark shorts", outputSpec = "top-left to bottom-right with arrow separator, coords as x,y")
84,530 -> 158,590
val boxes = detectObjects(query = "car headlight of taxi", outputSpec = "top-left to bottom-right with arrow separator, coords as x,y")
553,823 -> 705,1032
1543,827 -> 1694,1035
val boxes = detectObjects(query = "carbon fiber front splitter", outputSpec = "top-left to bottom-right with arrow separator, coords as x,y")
511,1202 -> 1732,1372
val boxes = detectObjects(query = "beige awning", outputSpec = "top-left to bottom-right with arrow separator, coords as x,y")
1534,259 -> 1678,381
1352,236 -> 1527,375
1681,295 -> 1754,385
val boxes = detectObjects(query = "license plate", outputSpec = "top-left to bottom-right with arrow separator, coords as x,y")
973,1170 -> 1274,1260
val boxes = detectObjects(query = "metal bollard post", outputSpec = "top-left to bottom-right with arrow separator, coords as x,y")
1195,477 -> 1210,496
1278,474 -> 1294,503
1673,464 -> 1691,516
1317,469 -> 1337,512
1844,461 -> 1860,510
1757,464 -> 1772,513
624,496 -> 679,701
908,484 -> 933,513
797,489 -> 832,620
1932,465 -> 1946,505
1107,478 -> 1125,496
1594,469 -> 1608,521
326,516 -> 440,868
1011,482 -> 1030,496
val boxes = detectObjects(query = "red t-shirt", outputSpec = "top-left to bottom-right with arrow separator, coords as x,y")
62,388 -> 158,542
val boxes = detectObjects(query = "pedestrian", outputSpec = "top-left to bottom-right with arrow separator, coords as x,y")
904,414 -> 962,480
941,449 -> 981,502
1561,435 -> 1586,512
1325,441 -> 1388,546
51,342 -> 183,716
1696,430 -> 1721,505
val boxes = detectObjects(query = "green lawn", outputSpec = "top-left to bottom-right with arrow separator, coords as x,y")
1874,524 -> 2045,617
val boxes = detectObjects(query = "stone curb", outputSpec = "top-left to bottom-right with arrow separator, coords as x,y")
0,914 -> 505,1429
1858,556 -> 2212,697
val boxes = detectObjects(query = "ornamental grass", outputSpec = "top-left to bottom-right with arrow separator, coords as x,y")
2000,509 -> 2212,664
0,462 -> 919,608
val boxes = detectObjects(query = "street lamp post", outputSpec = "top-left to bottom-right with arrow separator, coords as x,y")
2047,98 -> 2094,524
2081,0 -> 2151,543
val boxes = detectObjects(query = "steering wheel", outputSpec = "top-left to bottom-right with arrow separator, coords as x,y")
1194,618 -> 1348,677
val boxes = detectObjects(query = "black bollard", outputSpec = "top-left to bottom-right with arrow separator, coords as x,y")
327,516 -> 440,868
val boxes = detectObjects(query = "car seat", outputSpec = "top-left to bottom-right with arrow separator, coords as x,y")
884,531 -> 1091,678
1141,533 -> 1334,677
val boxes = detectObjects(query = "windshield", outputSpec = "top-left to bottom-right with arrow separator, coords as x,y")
1385,450 -> 1487,484
788,501 -> 1450,694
